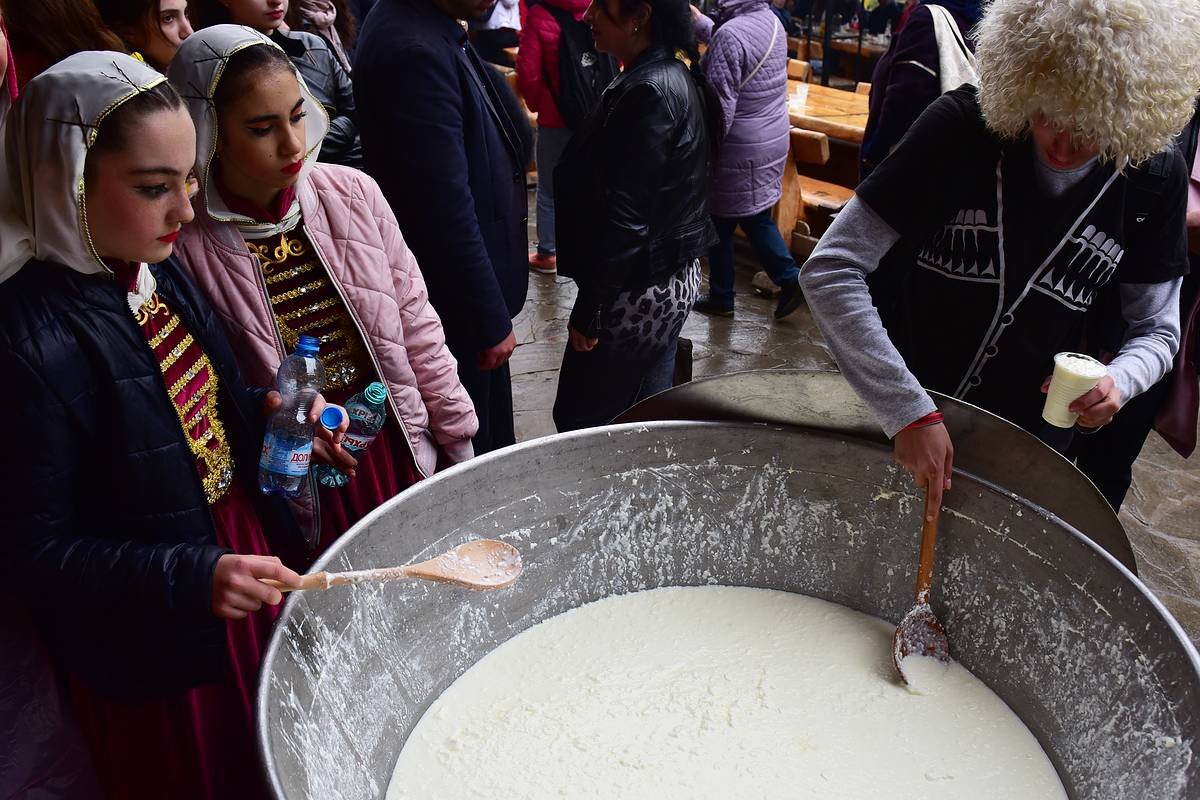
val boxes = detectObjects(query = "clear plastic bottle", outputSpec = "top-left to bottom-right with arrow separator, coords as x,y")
258,335 -> 325,496
314,382 -> 389,489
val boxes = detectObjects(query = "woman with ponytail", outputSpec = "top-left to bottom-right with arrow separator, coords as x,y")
552,0 -> 721,430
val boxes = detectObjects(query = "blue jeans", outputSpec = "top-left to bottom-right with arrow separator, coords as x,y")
707,208 -> 800,304
535,126 -> 573,256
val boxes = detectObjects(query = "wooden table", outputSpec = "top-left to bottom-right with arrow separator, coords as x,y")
829,38 -> 888,59
828,37 -> 887,82
787,81 -> 870,144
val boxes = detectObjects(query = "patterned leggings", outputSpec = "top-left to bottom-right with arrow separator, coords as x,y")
554,260 -> 701,432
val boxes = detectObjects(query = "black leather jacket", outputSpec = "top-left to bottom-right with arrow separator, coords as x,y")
555,46 -> 718,335
272,28 -> 363,168
0,258 -> 298,700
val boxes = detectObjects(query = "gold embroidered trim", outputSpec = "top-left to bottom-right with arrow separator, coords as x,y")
269,279 -> 326,305
164,359 -> 233,505
147,314 -> 181,349
153,314 -> 234,504
179,371 -> 218,418
275,314 -> 345,352
315,328 -> 347,345
169,359 -> 208,398
184,405 -> 207,432
246,230 -> 370,391
298,314 -> 341,337
134,293 -> 169,327
279,296 -> 340,322
316,344 -> 352,363
158,333 -> 196,373
249,232 -> 309,272
193,427 -> 216,449
264,259 -> 319,285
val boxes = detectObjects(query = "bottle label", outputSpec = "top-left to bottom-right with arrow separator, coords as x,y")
343,432 -> 379,453
347,404 -> 385,430
261,434 -> 313,477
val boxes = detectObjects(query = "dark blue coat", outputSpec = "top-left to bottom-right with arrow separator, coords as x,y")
0,258 -> 297,700
354,0 -> 529,353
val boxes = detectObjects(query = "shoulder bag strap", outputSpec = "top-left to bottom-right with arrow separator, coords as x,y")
738,15 -> 781,90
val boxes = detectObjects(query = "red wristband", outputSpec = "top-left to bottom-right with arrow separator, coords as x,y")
901,411 -> 944,432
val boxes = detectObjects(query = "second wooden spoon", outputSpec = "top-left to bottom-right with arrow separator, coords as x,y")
261,539 -> 523,594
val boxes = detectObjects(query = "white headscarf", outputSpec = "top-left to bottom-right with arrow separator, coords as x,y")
166,25 -> 330,239
0,52 -> 168,284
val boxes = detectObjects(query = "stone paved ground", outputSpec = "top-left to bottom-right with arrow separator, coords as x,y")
510,230 -> 1200,645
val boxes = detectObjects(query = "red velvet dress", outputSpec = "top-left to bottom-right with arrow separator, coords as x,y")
217,180 -> 422,558
67,264 -> 281,800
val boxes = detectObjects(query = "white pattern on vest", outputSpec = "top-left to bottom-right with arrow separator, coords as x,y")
1033,224 -> 1124,310
916,208 -> 1001,283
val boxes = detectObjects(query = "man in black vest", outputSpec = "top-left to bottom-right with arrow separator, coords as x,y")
800,0 -> 1199,522
355,0 -> 530,454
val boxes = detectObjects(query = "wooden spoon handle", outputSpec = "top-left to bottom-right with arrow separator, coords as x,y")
261,572 -> 329,593
914,487 -> 939,605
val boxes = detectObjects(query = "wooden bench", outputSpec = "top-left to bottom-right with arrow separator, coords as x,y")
787,59 -> 813,83
783,128 -> 855,258
799,176 -> 855,213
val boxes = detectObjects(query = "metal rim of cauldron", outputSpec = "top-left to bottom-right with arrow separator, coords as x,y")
254,418 -> 1200,800
617,369 -> 1136,571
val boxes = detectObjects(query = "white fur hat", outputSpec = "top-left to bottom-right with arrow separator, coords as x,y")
975,0 -> 1200,165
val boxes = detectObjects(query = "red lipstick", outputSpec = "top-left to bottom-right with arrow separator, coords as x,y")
281,160 -> 303,176
158,230 -> 179,244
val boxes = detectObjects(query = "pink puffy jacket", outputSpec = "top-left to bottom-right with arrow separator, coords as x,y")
174,164 -> 479,477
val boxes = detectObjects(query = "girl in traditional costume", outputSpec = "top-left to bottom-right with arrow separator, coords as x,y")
0,52 -> 350,799
170,26 -> 477,556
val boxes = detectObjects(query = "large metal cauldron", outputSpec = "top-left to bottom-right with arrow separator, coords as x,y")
257,375 -> 1200,800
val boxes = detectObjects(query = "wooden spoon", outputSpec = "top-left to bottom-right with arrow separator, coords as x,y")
261,539 -> 523,594
892,488 -> 951,683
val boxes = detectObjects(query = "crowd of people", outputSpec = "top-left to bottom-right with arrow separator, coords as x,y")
0,0 -> 1198,797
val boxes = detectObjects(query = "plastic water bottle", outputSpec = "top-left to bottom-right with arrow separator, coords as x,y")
259,335 -> 325,496
314,382 -> 389,489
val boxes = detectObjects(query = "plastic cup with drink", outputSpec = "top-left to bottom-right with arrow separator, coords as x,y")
1041,352 -> 1108,428
789,82 -> 810,114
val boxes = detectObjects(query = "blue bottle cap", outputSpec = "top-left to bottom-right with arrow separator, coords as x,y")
319,405 -> 346,431
295,335 -> 321,357
362,382 -> 388,406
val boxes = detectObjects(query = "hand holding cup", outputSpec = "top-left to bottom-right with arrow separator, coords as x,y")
1041,353 -> 1109,429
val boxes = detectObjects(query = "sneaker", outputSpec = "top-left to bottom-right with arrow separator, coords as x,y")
751,270 -> 782,297
774,279 -> 804,320
529,252 -> 557,274
693,296 -> 735,317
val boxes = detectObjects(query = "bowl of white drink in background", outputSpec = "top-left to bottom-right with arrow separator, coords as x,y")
1042,352 -> 1108,428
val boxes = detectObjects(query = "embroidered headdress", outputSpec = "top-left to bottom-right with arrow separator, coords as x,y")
0,52 -> 168,283
167,25 -> 329,238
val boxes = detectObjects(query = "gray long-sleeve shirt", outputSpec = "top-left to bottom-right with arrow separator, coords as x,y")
801,195 -> 1183,438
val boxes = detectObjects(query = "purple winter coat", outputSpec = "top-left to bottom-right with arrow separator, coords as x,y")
696,0 -> 790,218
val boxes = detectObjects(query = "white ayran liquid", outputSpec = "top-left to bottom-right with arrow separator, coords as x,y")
387,586 -> 1067,800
